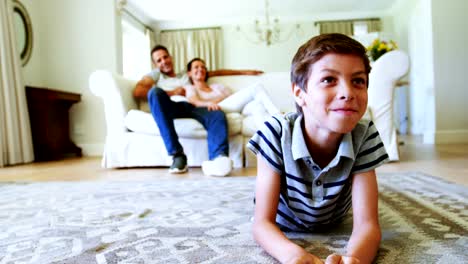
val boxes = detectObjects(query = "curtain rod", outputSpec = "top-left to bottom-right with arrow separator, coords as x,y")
314,17 -> 380,26
123,9 -> 154,32
160,26 -> 221,33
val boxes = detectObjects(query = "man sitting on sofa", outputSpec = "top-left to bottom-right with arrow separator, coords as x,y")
133,45 -> 262,176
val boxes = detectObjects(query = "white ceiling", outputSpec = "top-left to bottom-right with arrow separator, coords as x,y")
127,0 -> 400,26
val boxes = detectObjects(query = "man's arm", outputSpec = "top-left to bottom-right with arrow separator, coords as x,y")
208,69 -> 263,77
133,76 -> 185,99
133,76 -> 155,100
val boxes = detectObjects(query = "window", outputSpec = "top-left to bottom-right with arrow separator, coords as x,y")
121,14 -> 152,80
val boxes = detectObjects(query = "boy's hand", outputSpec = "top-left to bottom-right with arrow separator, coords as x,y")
325,254 -> 360,264
284,252 -> 324,264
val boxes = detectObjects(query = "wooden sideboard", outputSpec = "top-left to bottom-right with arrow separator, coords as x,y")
25,86 -> 82,161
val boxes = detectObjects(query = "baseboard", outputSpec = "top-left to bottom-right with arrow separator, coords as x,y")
434,129 -> 468,144
77,143 -> 104,157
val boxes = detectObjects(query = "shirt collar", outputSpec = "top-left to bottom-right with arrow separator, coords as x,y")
291,115 -> 355,161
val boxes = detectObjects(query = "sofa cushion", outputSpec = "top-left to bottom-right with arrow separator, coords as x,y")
242,114 -> 275,137
124,110 -> 242,138
241,100 -> 268,116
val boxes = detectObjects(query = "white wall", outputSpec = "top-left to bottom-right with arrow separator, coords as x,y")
389,0 -> 468,143
19,0 -> 44,87
24,0 -> 468,159
391,0 -> 435,139
157,11 -> 390,74
408,0 -> 435,142
222,22 -> 318,72
431,0 -> 468,143
22,0 -> 123,155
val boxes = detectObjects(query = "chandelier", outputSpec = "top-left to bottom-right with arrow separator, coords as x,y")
237,0 -> 301,46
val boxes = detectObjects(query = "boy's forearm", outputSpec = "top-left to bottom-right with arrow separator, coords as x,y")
346,224 -> 381,263
253,220 -> 309,263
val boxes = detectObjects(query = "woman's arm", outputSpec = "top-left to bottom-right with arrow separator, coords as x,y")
187,96 -> 221,110
185,89 -> 221,111
254,158 -> 323,264
341,170 -> 381,264
134,74 -> 186,99
185,84 -> 230,111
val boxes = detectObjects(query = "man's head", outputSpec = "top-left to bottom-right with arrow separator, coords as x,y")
151,45 -> 175,76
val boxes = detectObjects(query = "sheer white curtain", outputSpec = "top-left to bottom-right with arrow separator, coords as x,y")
319,21 -> 354,35
159,31 -> 190,73
366,20 -> 382,33
318,19 -> 382,36
159,28 -> 222,72
189,29 -> 222,70
0,0 -> 34,167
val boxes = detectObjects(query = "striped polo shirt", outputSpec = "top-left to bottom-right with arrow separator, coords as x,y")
247,113 -> 389,231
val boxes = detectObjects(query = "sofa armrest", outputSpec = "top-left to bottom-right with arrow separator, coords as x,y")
89,70 -> 138,134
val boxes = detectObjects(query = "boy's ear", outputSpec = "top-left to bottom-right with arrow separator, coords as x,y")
292,83 -> 305,107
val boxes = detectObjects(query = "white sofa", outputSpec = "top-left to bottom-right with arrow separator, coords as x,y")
368,50 -> 410,161
90,52 -> 408,168
89,71 -> 295,168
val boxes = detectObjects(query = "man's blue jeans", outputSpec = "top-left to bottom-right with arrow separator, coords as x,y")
147,87 -> 229,160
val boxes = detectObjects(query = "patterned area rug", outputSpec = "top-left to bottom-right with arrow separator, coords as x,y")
0,172 -> 466,263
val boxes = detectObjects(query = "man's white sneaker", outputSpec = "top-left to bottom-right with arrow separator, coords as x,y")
202,156 -> 232,177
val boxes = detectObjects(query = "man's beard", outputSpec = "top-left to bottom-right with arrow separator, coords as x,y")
160,65 -> 173,75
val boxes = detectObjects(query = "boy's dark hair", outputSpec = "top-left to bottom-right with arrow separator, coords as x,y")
290,33 -> 371,93
187,57 -> 209,82
150,45 -> 169,63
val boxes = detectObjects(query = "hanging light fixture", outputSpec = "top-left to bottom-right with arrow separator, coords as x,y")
116,0 -> 127,15
237,0 -> 301,46
256,0 -> 279,46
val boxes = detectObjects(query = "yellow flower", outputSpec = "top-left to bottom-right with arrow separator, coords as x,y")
367,38 -> 398,61
378,42 -> 388,51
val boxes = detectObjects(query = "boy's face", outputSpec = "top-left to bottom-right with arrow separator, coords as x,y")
294,53 -> 368,134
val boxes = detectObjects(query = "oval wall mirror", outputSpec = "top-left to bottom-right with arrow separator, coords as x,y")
12,0 -> 33,66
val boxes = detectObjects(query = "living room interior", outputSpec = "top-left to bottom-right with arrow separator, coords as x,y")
0,0 -> 467,263
5,0 -> 466,158
2,0 -> 465,179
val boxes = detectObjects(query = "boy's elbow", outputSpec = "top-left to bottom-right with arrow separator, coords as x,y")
375,224 -> 382,243
252,220 -> 261,241
252,218 -> 268,243
367,222 -> 382,246
356,221 -> 381,244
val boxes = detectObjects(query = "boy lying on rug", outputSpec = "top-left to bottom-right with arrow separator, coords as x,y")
247,33 -> 389,264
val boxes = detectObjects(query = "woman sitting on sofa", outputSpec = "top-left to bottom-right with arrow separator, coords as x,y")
184,58 -> 280,119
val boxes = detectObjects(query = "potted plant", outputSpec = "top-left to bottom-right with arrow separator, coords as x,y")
367,38 -> 398,61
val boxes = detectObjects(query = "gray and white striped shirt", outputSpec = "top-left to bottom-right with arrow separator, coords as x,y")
247,113 -> 389,231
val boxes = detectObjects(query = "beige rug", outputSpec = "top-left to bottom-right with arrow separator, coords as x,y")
0,172 -> 466,263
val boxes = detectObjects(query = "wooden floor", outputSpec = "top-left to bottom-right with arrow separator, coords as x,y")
1,136 -> 467,187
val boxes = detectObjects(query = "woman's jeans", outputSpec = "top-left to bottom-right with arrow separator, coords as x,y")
147,87 -> 229,160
